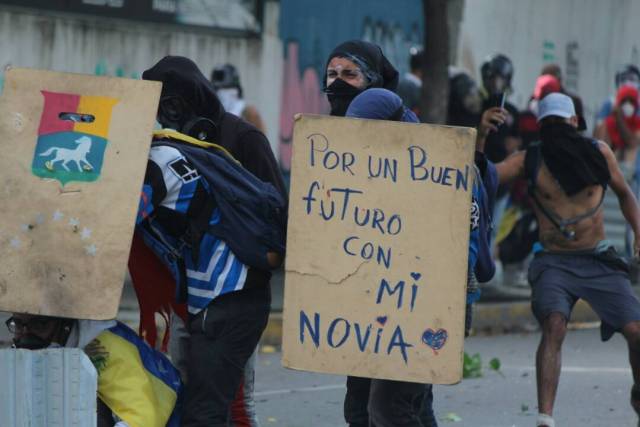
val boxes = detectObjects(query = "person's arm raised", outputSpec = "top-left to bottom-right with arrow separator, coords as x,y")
494,151 -> 525,185
475,107 -> 507,152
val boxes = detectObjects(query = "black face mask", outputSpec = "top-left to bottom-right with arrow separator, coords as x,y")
326,78 -> 364,117
539,121 -> 610,196
13,334 -> 51,350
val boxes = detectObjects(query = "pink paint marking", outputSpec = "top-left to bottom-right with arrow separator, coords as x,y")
38,91 -> 80,135
278,42 -> 330,172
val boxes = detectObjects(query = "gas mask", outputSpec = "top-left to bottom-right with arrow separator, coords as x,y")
158,95 -> 218,141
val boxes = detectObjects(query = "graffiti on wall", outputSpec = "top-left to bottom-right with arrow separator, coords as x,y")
278,42 -> 329,182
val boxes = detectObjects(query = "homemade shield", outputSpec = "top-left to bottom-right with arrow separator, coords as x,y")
0,68 -> 161,319
282,115 -> 475,384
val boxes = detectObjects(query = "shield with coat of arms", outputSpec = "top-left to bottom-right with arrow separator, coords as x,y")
32,91 -> 118,186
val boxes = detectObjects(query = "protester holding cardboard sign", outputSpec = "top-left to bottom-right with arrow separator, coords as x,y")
342,88 -> 431,427
281,40 -> 475,427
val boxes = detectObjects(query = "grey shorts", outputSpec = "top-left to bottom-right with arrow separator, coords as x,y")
528,247 -> 640,340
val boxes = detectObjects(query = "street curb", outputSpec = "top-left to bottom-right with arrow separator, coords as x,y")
259,300 -> 600,348
470,299 -> 597,335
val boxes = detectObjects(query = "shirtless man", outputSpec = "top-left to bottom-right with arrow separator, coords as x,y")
477,93 -> 640,427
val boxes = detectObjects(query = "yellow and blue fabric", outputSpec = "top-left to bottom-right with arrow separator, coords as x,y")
85,321 -> 182,427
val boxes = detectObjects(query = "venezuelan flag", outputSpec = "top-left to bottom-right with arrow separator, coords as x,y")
32,90 -> 118,185
86,322 -> 182,427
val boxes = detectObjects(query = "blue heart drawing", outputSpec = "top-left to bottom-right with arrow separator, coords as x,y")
410,272 -> 422,281
376,316 -> 388,326
422,328 -> 448,353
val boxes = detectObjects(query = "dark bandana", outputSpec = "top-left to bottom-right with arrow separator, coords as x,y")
539,122 -> 610,196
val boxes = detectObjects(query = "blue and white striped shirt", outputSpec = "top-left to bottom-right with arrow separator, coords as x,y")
138,144 -> 248,314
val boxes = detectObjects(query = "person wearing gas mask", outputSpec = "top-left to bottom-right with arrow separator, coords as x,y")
137,56 -> 286,427
479,93 -> 640,427
8,313 -> 182,427
446,67 -> 483,128
211,63 -> 266,134
324,40 -> 399,118
594,85 -> 640,175
595,64 -> 640,128
479,53 -> 521,163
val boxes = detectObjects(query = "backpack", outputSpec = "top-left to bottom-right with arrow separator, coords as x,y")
145,130 -> 287,275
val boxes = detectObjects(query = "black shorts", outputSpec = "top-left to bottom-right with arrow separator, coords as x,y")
528,247 -> 640,341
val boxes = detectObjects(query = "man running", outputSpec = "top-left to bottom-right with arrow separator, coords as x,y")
478,93 -> 640,427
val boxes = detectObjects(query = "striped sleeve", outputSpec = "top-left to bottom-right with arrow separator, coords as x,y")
137,145 -> 202,224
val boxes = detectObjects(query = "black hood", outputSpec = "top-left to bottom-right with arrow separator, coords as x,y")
143,56 -> 225,124
324,40 -> 399,92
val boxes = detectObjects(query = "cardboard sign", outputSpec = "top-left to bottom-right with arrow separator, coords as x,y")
0,68 -> 161,319
282,115 -> 475,384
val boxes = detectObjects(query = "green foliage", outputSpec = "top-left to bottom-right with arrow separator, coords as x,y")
441,412 -> 463,422
489,357 -> 501,371
463,352 -> 482,378
463,353 -> 504,379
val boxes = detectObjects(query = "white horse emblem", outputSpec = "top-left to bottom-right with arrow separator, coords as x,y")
39,135 -> 94,172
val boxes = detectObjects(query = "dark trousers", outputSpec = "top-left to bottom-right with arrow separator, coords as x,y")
344,376 -> 429,427
181,284 -> 271,427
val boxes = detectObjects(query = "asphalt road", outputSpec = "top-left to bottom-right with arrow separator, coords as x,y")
1,310 -> 636,426
253,328 -> 638,427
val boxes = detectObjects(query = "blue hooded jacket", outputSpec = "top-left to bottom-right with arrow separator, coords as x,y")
346,88 -> 496,286
346,88 -> 419,123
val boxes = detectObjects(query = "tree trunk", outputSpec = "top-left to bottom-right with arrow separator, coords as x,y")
420,0 -> 450,124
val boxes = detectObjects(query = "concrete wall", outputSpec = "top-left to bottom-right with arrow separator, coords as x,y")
0,1 -> 283,153
457,0 -> 640,131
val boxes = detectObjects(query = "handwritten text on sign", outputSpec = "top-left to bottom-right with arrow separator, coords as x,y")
283,115 -> 475,384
